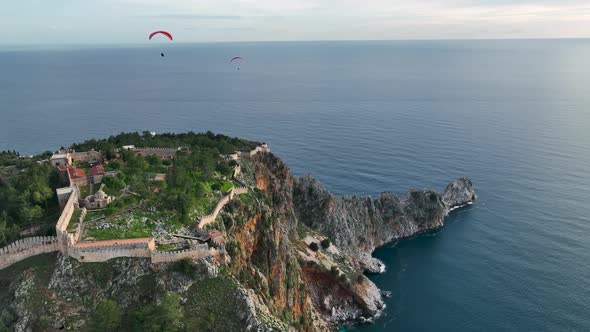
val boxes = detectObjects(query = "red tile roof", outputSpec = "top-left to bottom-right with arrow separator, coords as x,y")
90,164 -> 105,176
68,167 -> 86,179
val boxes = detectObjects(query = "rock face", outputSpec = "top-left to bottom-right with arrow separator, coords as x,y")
238,154 -> 475,328
442,177 -> 477,209
292,175 -> 475,266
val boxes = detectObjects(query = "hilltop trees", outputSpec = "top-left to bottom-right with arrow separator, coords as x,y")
131,293 -> 183,332
92,299 -> 122,332
0,159 -> 58,243
71,131 -> 257,156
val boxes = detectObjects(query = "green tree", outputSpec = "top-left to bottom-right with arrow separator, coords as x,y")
196,155 -> 214,179
0,214 -> 20,246
109,160 -> 121,169
320,238 -> 331,249
215,163 -> 232,177
126,154 -> 148,175
195,182 -> 208,197
92,299 -> 122,332
132,293 -> 183,332
18,204 -> 43,224
146,155 -> 161,167
102,176 -> 126,193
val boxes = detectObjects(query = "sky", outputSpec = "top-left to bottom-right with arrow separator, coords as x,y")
1,0 -> 589,44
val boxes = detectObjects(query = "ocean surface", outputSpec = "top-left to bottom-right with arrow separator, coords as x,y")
1,40 -> 590,331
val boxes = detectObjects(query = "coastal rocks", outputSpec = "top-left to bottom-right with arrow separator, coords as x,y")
442,177 -> 477,209
360,255 -> 385,274
293,175 -> 476,265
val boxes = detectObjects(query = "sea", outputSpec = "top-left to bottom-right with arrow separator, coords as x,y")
1,39 -> 589,331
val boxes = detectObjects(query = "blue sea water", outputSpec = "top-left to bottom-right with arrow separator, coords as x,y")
1,40 -> 590,331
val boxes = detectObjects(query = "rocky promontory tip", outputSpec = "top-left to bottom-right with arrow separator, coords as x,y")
292,173 -> 475,326
442,177 -> 477,210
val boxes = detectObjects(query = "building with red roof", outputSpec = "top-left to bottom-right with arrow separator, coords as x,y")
90,164 -> 105,176
65,166 -> 88,187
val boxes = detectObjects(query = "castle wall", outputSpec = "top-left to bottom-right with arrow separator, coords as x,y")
56,187 -> 79,253
57,187 -> 76,210
68,238 -> 155,263
199,194 -> 231,228
70,208 -> 87,243
71,151 -> 102,163
150,244 -> 210,263
233,186 -> 249,195
70,177 -> 88,187
0,236 -> 59,269
133,147 -> 183,159
233,164 -> 241,177
198,186 -> 249,228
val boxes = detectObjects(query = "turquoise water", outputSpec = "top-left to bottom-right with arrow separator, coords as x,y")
1,40 -> 590,331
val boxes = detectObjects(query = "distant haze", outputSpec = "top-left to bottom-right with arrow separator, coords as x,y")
2,0 -> 589,45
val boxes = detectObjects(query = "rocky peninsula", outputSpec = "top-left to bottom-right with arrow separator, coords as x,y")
0,132 -> 475,331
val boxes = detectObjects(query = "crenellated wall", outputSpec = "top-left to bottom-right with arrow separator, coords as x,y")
150,243 -> 210,263
0,236 -> 59,269
233,186 -> 249,195
199,195 -> 231,228
198,186 -> 249,228
226,144 -> 270,161
68,238 -> 155,262
133,147 -> 187,159
71,150 -> 102,163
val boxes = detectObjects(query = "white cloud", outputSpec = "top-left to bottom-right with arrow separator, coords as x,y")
1,0 -> 589,44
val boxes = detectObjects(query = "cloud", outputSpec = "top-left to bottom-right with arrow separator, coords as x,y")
137,14 -> 244,20
1,0 -> 589,44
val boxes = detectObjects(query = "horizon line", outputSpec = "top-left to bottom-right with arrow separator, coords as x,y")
1,36 -> 588,48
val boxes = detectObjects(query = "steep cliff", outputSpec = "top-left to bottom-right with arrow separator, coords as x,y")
220,153 -> 475,328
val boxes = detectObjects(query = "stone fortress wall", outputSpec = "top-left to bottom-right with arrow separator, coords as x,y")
198,185 -> 250,229
0,236 -> 60,269
133,147 -> 187,159
55,186 -> 80,253
71,150 -> 102,163
198,143 -> 268,228
151,243 -> 212,263
0,144 -> 268,269
68,238 -> 156,262
69,208 -> 87,244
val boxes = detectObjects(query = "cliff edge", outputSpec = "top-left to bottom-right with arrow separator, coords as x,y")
237,153 -> 476,327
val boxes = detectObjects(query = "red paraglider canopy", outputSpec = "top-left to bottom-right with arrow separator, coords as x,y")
230,56 -> 244,62
149,31 -> 173,41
